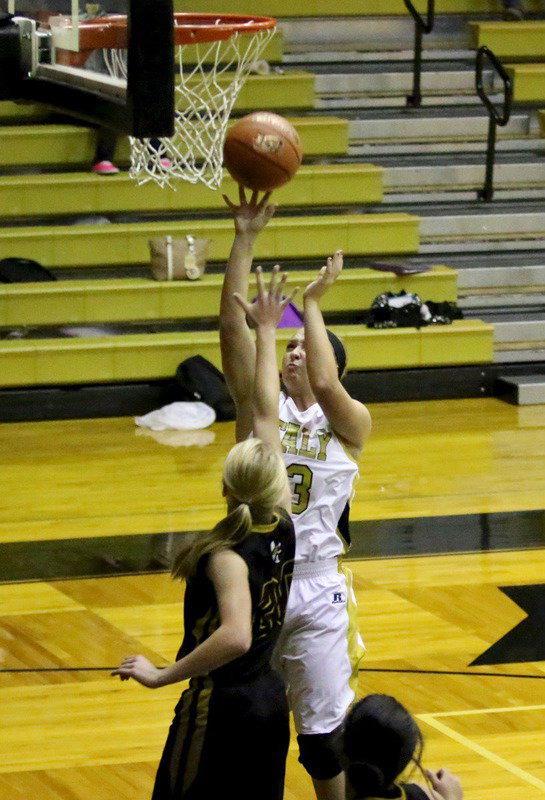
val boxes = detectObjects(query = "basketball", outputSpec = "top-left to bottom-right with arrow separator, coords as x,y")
223,112 -> 303,192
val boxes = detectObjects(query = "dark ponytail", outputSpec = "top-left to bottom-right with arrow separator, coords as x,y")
345,761 -> 386,795
342,695 -> 422,797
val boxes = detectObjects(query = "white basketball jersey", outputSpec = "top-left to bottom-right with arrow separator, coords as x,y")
279,392 -> 359,563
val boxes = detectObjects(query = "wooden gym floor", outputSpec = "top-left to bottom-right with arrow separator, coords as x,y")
1,397 -> 545,799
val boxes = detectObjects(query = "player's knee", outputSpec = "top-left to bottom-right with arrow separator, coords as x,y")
297,727 -> 343,780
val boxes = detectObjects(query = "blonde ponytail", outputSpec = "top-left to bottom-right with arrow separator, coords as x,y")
172,502 -> 253,580
172,438 -> 286,580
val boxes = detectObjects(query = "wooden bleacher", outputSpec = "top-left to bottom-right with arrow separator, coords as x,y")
0,267 -> 457,326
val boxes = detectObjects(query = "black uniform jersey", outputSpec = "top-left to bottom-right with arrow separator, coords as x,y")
176,509 -> 295,684
357,783 -> 429,800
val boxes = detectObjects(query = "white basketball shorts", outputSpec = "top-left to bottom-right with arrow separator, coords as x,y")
272,558 -> 365,735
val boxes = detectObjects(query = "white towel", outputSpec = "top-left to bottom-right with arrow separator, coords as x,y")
135,401 -> 216,431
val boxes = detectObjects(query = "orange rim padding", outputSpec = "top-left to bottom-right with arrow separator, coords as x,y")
66,12 -> 276,51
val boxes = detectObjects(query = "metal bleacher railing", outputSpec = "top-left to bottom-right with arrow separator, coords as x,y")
404,0 -> 435,108
475,45 -> 513,202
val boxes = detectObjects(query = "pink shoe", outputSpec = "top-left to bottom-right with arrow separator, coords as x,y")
92,160 -> 119,175
160,158 -> 172,168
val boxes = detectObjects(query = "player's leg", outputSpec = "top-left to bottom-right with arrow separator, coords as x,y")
277,569 -> 363,800
151,679 -> 213,800
92,128 -> 119,174
195,672 -> 290,800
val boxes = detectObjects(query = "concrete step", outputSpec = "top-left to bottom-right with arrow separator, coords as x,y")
279,15 -> 477,53
350,139 -> 545,158
419,211 -> 545,254
497,374 -> 545,404
460,291 -> 545,308
493,317 -> 545,365
314,69 -> 491,98
284,49 -> 472,65
316,92 -> 504,111
382,162 -> 545,203
494,319 -> 545,343
458,264 -> 545,289
495,349 -> 545,363
349,113 -> 536,144
458,264 -> 545,308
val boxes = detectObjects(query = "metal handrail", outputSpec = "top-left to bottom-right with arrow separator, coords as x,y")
475,46 -> 513,201
404,0 -> 435,108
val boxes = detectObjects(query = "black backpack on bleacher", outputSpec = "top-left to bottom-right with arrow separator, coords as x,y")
0,258 -> 56,283
176,355 -> 236,421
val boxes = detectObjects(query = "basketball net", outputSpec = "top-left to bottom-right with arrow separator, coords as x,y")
103,28 -> 275,189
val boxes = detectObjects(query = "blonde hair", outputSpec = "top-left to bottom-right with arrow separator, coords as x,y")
172,438 -> 287,580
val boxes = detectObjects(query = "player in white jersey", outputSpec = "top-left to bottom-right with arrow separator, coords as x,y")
220,189 -> 372,800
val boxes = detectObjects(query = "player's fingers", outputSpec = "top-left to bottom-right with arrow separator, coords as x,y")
264,203 -> 277,220
222,194 -> 236,210
282,286 -> 299,307
250,189 -> 259,206
255,265 -> 266,297
238,185 -> 247,205
276,273 -> 287,300
268,264 -> 280,295
425,770 -> 441,789
257,190 -> 272,209
111,667 -> 131,677
233,292 -> 253,315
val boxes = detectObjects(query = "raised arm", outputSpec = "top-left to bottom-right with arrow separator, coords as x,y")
220,188 -> 276,442
234,266 -> 296,513
303,251 -> 371,456
111,549 -> 252,688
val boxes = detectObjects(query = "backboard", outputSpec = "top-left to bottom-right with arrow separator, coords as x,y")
0,0 -> 175,137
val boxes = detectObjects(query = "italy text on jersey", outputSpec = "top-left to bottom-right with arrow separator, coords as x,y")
279,420 -> 332,461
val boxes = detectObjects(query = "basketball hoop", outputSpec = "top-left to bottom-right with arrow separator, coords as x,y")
68,13 -> 277,188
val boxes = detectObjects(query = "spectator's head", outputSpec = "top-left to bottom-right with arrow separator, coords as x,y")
342,694 -> 424,798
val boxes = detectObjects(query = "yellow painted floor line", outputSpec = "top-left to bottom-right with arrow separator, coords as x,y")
418,714 -> 545,793
426,702 -> 545,718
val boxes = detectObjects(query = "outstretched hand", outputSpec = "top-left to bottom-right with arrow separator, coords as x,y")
234,265 -> 298,329
111,655 -> 165,689
223,186 -> 276,237
303,250 -> 343,303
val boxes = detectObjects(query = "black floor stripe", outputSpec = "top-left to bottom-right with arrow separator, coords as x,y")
1,509 -> 545,583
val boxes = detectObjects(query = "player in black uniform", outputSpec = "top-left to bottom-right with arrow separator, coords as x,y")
112,266 -> 298,800
342,695 -> 464,800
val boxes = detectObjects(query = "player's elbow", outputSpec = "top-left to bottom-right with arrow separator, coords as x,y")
222,621 -> 252,657
309,374 -> 337,400
228,629 -> 252,657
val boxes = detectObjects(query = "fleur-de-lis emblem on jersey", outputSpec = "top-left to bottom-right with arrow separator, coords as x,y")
256,558 -> 294,639
270,540 -> 282,564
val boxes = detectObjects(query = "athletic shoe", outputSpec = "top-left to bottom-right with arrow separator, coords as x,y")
92,160 -> 120,175
160,158 -> 172,168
